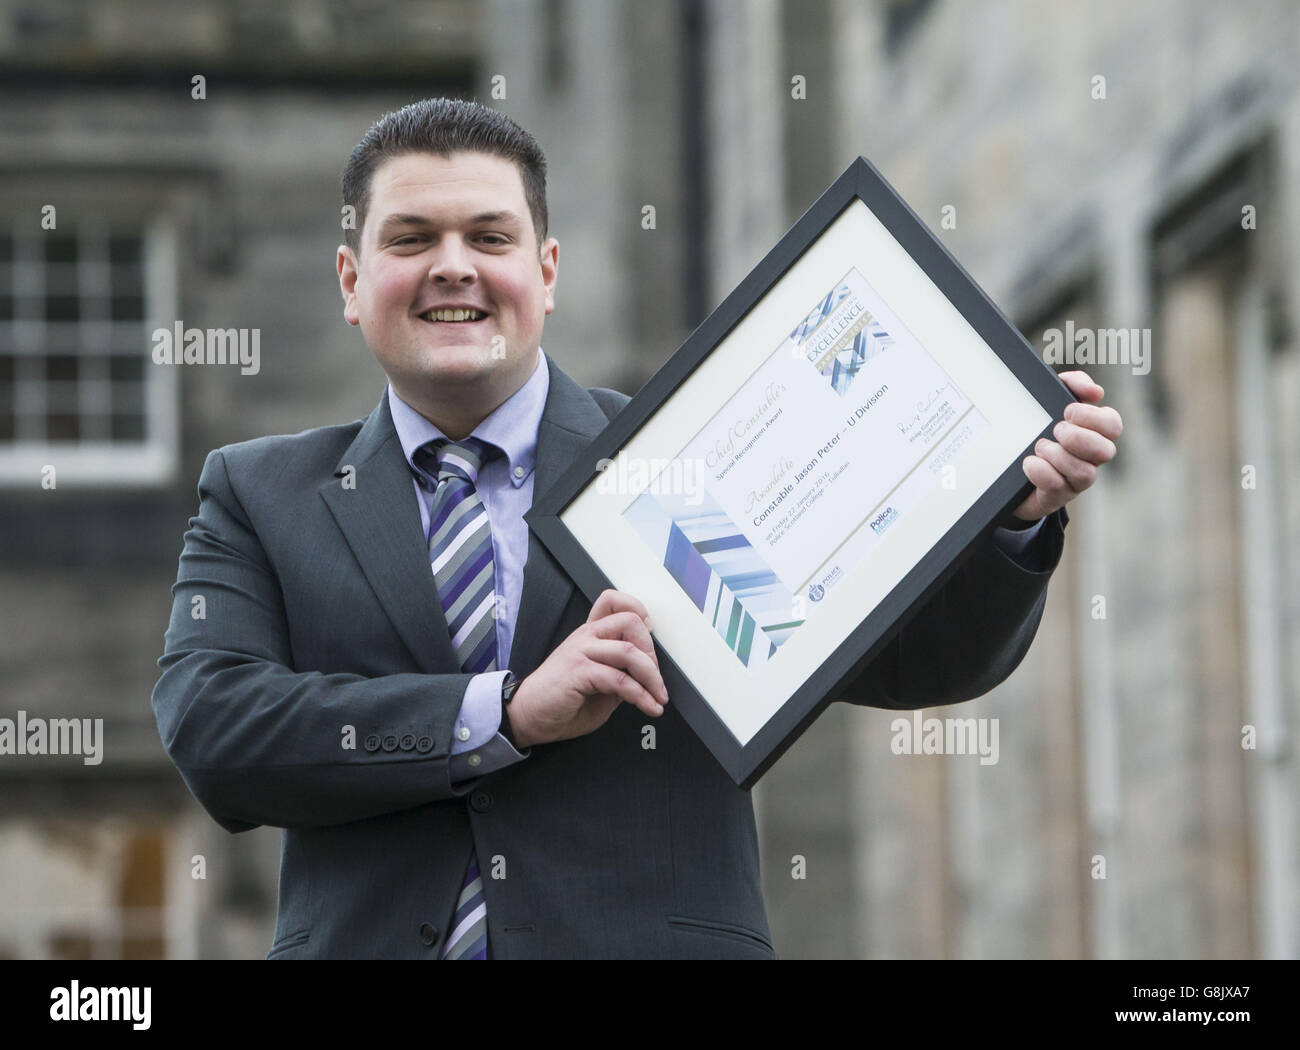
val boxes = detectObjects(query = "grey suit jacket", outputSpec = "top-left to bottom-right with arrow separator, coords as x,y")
152,350 -> 1067,959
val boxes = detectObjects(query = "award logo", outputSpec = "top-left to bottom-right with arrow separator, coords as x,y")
869,505 -> 899,535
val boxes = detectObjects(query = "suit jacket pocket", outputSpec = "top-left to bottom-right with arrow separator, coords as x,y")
667,914 -> 775,957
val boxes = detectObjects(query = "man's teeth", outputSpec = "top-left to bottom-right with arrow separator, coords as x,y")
422,308 -> 486,322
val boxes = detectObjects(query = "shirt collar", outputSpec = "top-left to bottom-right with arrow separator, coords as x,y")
388,346 -> 549,491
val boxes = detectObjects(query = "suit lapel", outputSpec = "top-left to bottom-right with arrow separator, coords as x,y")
509,353 -> 617,678
319,396 -> 460,675
319,354 -> 618,680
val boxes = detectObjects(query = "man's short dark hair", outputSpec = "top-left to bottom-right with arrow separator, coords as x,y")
341,97 -> 548,255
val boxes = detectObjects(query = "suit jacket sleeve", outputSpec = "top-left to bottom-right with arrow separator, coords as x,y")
152,447 -> 480,834
836,506 -> 1068,710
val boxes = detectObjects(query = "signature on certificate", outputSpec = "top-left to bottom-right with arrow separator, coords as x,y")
895,383 -> 951,436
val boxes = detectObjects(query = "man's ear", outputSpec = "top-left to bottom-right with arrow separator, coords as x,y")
337,244 -> 360,327
540,236 -> 559,316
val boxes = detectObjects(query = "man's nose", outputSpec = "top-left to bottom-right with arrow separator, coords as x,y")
427,237 -> 476,282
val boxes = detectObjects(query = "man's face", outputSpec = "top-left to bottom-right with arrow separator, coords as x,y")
337,150 -> 557,411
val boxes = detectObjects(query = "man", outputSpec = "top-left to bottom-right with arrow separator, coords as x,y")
152,99 -> 1122,959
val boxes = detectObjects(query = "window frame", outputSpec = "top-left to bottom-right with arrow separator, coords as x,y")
0,211 -> 179,488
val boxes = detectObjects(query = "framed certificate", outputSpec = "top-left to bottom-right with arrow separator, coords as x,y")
526,155 -> 1075,788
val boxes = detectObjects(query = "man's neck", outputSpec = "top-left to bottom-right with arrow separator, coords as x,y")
407,401 -> 492,441
391,356 -> 540,439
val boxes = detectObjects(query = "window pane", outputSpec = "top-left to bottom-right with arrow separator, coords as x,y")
47,412 -> 80,441
46,355 -> 78,382
45,296 -> 80,322
45,236 -> 77,265
108,355 -> 144,383
109,236 -> 142,266
111,296 -> 144,322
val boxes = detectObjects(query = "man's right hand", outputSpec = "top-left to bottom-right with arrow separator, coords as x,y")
506,589 -> 669,749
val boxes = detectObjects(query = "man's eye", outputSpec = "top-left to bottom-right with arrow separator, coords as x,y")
479,233 -> 508,245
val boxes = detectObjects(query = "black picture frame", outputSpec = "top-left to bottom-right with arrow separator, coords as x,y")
526,155 -> 1076,789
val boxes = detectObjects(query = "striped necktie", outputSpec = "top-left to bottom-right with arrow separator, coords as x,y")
413,436 -> 499,960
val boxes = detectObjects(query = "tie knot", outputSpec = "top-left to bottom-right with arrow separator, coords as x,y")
414,437 -> 498,486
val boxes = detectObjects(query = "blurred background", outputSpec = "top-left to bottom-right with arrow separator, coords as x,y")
0,0 -> 1296,959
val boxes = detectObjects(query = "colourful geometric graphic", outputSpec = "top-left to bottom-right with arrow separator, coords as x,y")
827,318 -> 894,395
788,271 -> 896,397
624,488 -> 804,670
789,282 -> 854,344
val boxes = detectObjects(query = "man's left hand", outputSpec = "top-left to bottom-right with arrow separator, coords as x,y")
1012,369 -> 1123,521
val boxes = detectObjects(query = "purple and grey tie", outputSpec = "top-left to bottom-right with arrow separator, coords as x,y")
413,436 -> 500,960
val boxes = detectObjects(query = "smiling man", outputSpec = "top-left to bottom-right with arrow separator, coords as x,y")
340,148 -> 556,437
152,98 -> 1121,960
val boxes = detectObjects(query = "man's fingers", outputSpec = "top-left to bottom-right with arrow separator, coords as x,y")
587,588 -> 652,627
1063,401 -> 1123,440
1021,455 -> 1070,512
1033,440 -> 1097,494
1059,370 -> 1104,402
1052,419 -> 1117,464
584,641 -> 668,714
587,609 -> 657,660
586,638 -> 667,704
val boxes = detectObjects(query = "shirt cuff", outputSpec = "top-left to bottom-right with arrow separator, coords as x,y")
992,516 -> 1047,570
451,671 -> 511,754
447,671 -> 530,790
449,733 -> 530,788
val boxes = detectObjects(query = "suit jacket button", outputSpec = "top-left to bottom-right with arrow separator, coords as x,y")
364,734 -> 381,752
415,735 -> 434,753
418,922 -> 439,947
399,733 -> 416,751
470,791 -> 493,813
382,734 -> 399,752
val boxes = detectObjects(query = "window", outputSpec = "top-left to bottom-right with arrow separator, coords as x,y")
0,217 -> 177,486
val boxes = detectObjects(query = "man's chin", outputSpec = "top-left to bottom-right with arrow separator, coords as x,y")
409,344 -> 498,382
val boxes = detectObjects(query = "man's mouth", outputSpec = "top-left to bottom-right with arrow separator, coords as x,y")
418,308 -> 489,323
